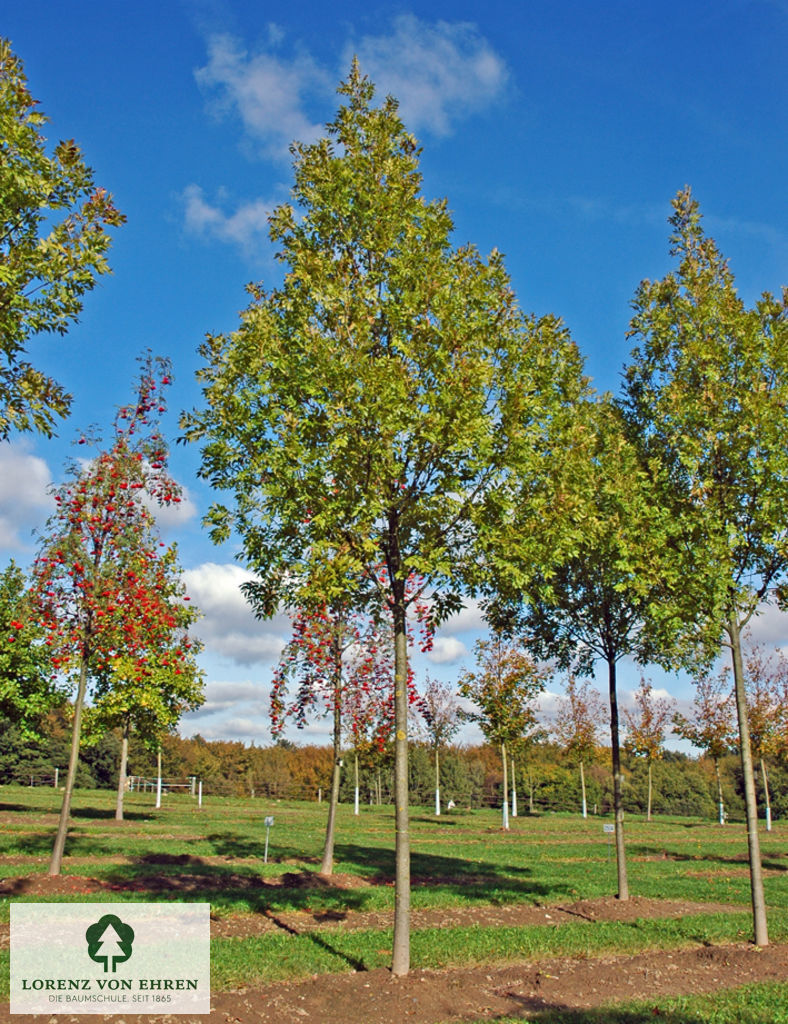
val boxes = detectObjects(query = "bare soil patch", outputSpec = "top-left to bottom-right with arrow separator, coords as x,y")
2,941 -> 786,1024
0,870 -> 781,1024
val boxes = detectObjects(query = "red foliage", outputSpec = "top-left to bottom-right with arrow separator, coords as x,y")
271,575 -> 433,750
27,355 -> 189,686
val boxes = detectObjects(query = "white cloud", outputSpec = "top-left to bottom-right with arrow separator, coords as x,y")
439,597 -> 486,635
183,562 -> 290,666
186,715 -> 272,742
189,19 -> 507,255
196,21 -> 507,160
188,680 -> 269,718
0,443 -> 53,550
349,15 -> 509,137
428,636 -> 468,664
195,33 -> 328,160
743,603 -> 788,648
181,184 -> 274,253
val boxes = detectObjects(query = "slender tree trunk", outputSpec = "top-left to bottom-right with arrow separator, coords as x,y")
320,642 -> 343,876
354,751 -> 360,816
511,758 -> 518,817
391,591 -> 411,976
647,759 -> 653,822
434,746 -> 440,816
714,757 -> 725,824
761,758 -> 772,833
501,742 -> 509,830
528,767 -> 534,814
580,760 -> 588,819
376,768 -> 382,806
115,718 -> 130,821
156,746 -> 163,809
608,658 -> 628,900
728,611 -> 768,946
50,656 -> 89,876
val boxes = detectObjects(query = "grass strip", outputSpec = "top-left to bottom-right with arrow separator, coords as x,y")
209,909 -> 788,990
474,981 -> 788,1023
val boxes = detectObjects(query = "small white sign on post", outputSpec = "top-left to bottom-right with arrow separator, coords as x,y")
603,822 -> 614,861
263,816 -> 275,864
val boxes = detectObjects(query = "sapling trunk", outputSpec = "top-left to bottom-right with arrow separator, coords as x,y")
391,594 -> 411,976
434,746 -> 440,816
320,643 -> 343,876
714,758 -> 725,825
354,751 -> 360,816
728,611 -> 768,946
501,741 -> 509,830
50,657 -> 89,875
511,758 -> 518,817
761,758 -> 772,833
608,658 -> 628,900
647,759 -> 653,822
115,718 -> 130,821
580,760 -> 588,819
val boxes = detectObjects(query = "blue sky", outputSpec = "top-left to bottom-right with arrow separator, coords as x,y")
1,0 -> 786,749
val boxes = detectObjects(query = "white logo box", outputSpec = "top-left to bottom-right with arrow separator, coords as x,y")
10,903 -> 210,1015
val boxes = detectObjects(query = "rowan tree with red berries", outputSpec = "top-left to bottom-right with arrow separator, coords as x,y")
553,674 -> 606,819
83,543 -> 204,821
271,585 -> 428,874
30,353 -> 193,873
623,675 -> 676,821
673,669 -> 735,825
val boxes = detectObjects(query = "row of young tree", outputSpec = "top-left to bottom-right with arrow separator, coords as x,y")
180,63 -> 787,967
5,714 -> 786,827
2,35 -> 786,972
0,358 -> 205,865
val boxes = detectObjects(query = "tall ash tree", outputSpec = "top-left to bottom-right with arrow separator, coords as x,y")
183,63 -> 584,976
486,396 -> 686,901
621,187 -> 788,946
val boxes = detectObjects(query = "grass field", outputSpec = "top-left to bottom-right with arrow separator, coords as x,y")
1,785 -> 786,1020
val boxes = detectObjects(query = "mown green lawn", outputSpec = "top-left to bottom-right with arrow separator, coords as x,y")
1,785 -> 786,1006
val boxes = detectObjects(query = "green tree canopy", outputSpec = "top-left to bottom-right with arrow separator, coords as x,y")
0,560 -> 61,736
621,186 -> 788,945
0,38 -> 125,437
183,62 -> 584,974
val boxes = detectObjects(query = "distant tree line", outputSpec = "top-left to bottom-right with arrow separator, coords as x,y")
3,713 -> 786,824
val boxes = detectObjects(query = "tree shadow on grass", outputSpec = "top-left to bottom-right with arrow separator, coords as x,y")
262,909 -> 367,972
522,1006 -> 712,1024
332,843 -> 569,904
88,838 -> 567,915
630,844 -> 788,872
70,805 -> 152,822
0,801 -> 39,813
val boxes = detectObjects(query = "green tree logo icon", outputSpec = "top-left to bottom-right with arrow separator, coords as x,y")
85,914 -> 135,972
